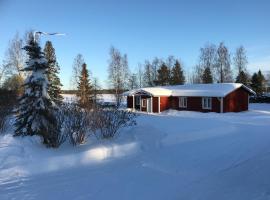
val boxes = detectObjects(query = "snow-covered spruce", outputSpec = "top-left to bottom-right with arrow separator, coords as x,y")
14,34 -> 59,147
44,41 -> 63,105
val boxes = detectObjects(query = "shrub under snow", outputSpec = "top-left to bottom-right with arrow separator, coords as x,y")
91,107 -> 137,139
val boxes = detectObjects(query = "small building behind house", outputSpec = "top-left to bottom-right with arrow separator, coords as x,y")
124,83 -> 255,113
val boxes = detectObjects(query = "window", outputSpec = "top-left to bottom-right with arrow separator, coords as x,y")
202,97 -> 212,109
141,99 -> 147,108
179,97 -> 187,108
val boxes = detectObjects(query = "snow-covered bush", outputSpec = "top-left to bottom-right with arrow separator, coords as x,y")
0,89 -> 17,134
0,107 -> 9,133
61,103 -> 89,146
92,107 -> 137,139
50,109 -> 68,147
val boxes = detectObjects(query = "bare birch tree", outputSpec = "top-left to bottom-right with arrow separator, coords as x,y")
5,32 -> 27,79
108,46 -> 130,107
70,54 -> 84,90
128,73 -> 138,90
234,46 -> 248,73
214,42 -> 233,83
137,63 -> 144,88
233,46 -> 249,84
197,43 -> 216,83
143,60 -> 154,87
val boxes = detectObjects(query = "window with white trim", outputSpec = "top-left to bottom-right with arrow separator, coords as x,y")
202,97 -> 212,109
141,99 -> 147,108
179,97 -> 187,108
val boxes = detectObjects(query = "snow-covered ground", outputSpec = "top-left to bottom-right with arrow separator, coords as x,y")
1,103 -> 270,200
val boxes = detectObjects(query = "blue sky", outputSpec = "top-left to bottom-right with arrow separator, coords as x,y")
0,0 -> 269,89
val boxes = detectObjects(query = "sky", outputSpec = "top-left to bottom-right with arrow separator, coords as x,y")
0,0 -> 270,89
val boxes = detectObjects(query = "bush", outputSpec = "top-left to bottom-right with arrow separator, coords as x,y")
92,107 -> 137,139
44,108 -> 68,148
0,107 -> 9,133
61,103 -> 89,146
0,89 -> 17,134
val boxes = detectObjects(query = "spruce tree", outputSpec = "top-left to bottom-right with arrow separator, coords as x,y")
235,70 -> 249,85
257,70 -> 265,95
251,70 -> 265,95
251,72 -> 259,95
170,60 -> 185,85
14,34 -> 58,147
77,63 -> 93,108
202,66 -> 213,83
156,63 -> 170,86
44,41 -> 63,105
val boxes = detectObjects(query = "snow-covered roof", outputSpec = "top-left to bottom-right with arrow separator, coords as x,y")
124,83 -> 255,97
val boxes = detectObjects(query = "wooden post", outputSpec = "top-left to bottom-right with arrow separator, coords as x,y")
220,97 -> 223,113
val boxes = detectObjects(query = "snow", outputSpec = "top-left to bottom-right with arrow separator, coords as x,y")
1,103 -> 270,200
62,93 -> 118,104
125,83 -> 255,97
27,58 -> 47,67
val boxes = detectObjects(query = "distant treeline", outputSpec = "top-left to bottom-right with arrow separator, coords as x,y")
250,95 -> 270,103
61,89 -> 120,94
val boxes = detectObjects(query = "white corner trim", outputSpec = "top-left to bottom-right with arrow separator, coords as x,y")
151,97 -> 153,113
220,97 -> 223,113
140,96 -> 141,111
132,95 -> 135,110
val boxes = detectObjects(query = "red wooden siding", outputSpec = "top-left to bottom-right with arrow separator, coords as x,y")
224,87 -> 248,112
152,97 -> 159,113
160,97 -> 170,112
170,97 -> 180,110
211,97 -> 221,113
127,96 -> 133,108
169,96 -> 220,112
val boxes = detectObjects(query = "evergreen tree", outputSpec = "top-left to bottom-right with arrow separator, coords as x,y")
77,63 -> 93,108
257,70 -> 266,95
14,34 -> 58,147
235,70 -> 249,85
251,70 -> 265,95
156,63 -> 170,86
202,66 -> 213,83
44,41 -> 63,105
251,72 -> 259,95
170,60 -> 185,85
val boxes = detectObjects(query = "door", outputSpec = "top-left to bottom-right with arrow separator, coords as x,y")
147,98 -> 152,112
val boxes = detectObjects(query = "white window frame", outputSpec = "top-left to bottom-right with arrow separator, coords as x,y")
179,97 -> 187,108
141,99 -> 147,108
202,97 -> 212,109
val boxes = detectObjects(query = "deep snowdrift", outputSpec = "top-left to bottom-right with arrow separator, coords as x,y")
1,103 -> 270,200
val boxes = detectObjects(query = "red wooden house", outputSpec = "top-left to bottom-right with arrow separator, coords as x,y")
125,83 -> 255,113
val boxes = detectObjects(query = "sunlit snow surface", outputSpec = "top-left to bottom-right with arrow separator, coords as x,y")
1,103 -> 270,200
